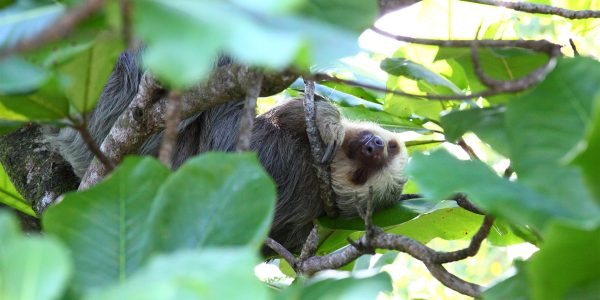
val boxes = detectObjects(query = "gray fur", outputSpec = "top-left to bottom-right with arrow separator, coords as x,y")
47,51 -> 329,253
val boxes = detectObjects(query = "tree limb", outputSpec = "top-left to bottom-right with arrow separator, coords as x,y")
79,66 -> 297,189
461,0 -> 600,19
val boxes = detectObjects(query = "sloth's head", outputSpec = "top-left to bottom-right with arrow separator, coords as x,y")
331,120 -> 409,217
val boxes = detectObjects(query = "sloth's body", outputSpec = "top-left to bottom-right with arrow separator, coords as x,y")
48,52 -> 408,252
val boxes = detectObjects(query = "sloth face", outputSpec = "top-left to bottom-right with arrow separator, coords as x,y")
331,121 -> 409,217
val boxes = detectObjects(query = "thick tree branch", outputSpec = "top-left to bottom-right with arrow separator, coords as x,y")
0,0 -> 106,59
79,66 -> 297,189
461,0 -> 600,19
0,125 -> 79,214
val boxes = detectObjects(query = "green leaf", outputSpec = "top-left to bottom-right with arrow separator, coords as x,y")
505,57 -> 600,226
0,237 -> 72,300
0,211 -> 19,244
0,2 -> 64,51
43,157 -> 170,295
319,199 -> 425,231
436,48 -> 548,103
0,163 -> 34,216
151,152 -> 276,251
300,272 -> 392,299
58,32 -> 124,114
406,150 -> 585,230
528,223 -> 600,300
0,76 -> 70,121
0,120 -> 24,135
87,248 -> 269,300
299,0 -> 378,33
132,0 -> 225,88
573,100 -> 600,204
381,57 -> 461,95
0,57 -> 48,94
483,261 -> 530,300
440,106 -> 510,155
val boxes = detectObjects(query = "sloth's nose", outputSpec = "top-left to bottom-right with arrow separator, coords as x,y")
364,135 -> 385,156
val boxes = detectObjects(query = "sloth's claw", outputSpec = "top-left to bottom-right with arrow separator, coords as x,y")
321,140 -> 337,164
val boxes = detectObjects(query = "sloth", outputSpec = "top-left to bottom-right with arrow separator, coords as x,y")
48,51 -> 409,253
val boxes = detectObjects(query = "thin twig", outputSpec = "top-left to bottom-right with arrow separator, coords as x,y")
303,79 -> 338,217
0,0 -> 106,59
119,0 -> 132,48
310,73 -> 534,101
569,39 -> 580,56
299,225 -> 320,262
159,90 -> 182,168
470,42 -> 560,92
457,138 -> 481,160
461,0 -> 600,19
74,123 -> 114,172
371,26 -> 560,52
265,238 -> 297,268
432,215 -> 495,263
453,194 -> 485,215
236,71 -> 263,151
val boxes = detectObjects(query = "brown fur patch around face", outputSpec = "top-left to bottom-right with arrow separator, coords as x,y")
342,127 -> 400,185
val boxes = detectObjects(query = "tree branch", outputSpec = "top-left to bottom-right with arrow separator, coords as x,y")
461,0 -> 600,19
73,123 -> 115,172
303,79 -> 338,218
79,66 -> 297,189
0,125 -> 79,214
236,71 -> 263,152
159,90 -> 182,168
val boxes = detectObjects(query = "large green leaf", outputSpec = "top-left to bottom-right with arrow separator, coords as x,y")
58,33 -> 124,114
440,106 -> 510,156
528,223 -> 600,300
151,152 -> 276,251
0,1 -> 64,51
436,48 -> 549,103
279,272 -> 392,300
0,238 -> 72,300
0,212 -> 72,300
406,150 -> 586,230
0,57 -> 48,94
0,163 -> 34,216
381,57 -> 461,95
299,0 -> 378,33
43,157 -> 170,295
133,0 -> 226,88
133,0 -> 363,88
573,101 -> 600,204
0,76 -> 70,121
505,57 -> 600,225
87,248 -> 269,300
0,211 -> 19,244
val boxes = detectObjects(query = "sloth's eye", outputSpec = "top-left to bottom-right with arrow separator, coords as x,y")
389,141 -> 398,149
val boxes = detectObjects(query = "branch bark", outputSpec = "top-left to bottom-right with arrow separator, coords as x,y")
0,125 -> 79,214
79,66 -> 297,189
461,0 -> 600,19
